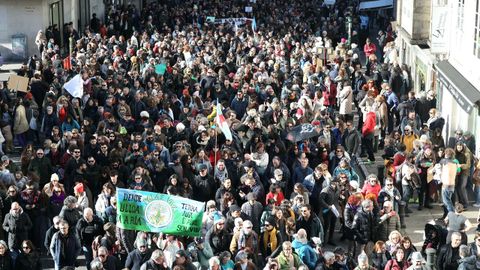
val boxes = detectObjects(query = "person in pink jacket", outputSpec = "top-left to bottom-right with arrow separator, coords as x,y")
362,174 -> 382,199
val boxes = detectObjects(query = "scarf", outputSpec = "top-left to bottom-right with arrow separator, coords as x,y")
263,228 -> 278,253
238,231 -> 258,254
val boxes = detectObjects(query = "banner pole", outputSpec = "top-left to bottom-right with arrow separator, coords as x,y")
214,124 -> 218,172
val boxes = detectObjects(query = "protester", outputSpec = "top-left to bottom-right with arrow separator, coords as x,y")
0,1 -> 476,269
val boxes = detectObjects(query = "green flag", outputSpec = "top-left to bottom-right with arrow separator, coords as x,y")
116,188 -> 205,236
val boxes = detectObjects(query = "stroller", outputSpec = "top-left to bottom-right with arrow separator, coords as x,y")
421,222 -> 448,255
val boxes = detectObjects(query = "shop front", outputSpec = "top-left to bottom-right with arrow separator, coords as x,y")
435,60 -> 480,152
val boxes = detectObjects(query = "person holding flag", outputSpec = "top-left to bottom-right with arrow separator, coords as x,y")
216,100 -> 233,141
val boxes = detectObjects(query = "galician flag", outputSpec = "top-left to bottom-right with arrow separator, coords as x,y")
216,99 -> 233,141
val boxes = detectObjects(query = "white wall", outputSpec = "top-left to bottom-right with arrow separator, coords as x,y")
90,0 -> 106,24
0,0 -> 47,61
448,0 -> 480,91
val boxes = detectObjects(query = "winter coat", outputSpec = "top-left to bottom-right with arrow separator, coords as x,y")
49,231 -> 81,270
59,206 -> 82,228
371,252 -> 390,270
230,97 -> 249,119
230,228 -> 259,253
277,251 -> 304,270
322,83 -> 337,106
192,175 -> 216,202
125,249 -> 153,270
241,201 -> 263,234
296,213 -> 324,244
27,157 -> 53,185
44,225 -> 58,254
339,86 -> 353,115
362,111 -> 376,137
75,215 -> 104,247
14,252 -> 41,270
378,187 -> 402,210
344,129 -> 361,155
384,259 -> 410,270
292,240 -> 318,269
292,166 -> 314,186
2,210 -> 32,250
13,105 -> 28,135
0,253 -> 13,270
458,255 -> 477,270
436,244 -> 460,270
377,213 -> 400,241
352,208 -> 377,244
116,227 -> 136,254
361,183 -> 382,199
140,259 -> 169,270
205,227 -> 231,256
343,203 -> 359,240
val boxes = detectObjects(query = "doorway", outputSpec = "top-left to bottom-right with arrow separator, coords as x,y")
50,1 -> 64,47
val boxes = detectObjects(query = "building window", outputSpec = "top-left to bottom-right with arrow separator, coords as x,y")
474,0 -> 480,58
457,0 -> 465,31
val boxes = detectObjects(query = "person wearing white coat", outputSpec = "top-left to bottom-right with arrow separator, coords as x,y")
339,80 -> 354,121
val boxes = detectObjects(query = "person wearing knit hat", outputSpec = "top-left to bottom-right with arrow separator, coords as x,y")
213,212 -> 225,226
74,183 -> 88,211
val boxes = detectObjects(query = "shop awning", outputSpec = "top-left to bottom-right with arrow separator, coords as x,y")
436,60 -> 480,113
358,0 -> 394,10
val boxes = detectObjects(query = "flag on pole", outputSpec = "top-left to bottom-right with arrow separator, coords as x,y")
215,100 -> 233,141
63,55 -> 72,70
63,74 -> 84,98
252,17 -> 257,32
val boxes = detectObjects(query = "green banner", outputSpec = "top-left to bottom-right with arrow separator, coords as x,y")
116,188 -> 205,236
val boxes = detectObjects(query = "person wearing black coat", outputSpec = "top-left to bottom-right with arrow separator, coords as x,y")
352,199 -> 378,255
76,208 -> 104,270
296,204 -> 325,243
14,240 -> 41,270
58,196 -> 82,228
318,180 -> 339,245
95,246 -> 122,270
0,240 -> 12,270
436,232 -> 462,270
44,216 -> 61,256
125,239 -> 152,270
192,164 -> 217,202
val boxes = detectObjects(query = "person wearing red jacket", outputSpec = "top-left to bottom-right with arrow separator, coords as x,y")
364,38 -> 377,75
362,111 -> 376,163
362,174 -> 382,199
364,38 -> 377,60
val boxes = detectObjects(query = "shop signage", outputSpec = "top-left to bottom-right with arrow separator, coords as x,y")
437,73 -> 473,113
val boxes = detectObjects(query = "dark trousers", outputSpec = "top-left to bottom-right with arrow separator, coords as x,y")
419,172 -> 430,207
362,135 -> 375,161
322,209 -> 337,243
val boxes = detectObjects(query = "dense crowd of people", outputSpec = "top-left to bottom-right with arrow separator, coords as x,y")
0,0 -> 479,269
